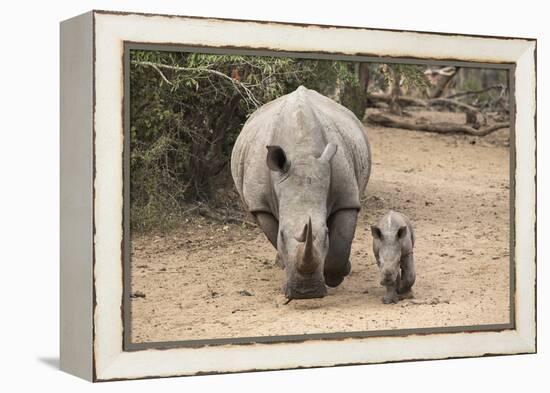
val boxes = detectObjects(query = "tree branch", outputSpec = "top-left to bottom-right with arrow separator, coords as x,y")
145,62 -> 173,86
132,60 -> 262,108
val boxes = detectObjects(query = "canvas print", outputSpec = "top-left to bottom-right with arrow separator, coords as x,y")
126,49 -> 512,345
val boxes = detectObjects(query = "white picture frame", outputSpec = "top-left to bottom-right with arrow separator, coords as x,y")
60,10 -> 536,381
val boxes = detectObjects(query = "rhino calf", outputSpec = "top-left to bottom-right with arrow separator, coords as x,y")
371,211 -> 416,304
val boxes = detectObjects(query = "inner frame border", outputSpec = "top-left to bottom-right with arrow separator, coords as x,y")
122,41 -> 517,352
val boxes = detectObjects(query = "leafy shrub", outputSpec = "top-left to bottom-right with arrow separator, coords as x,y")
129,51 -> 363,231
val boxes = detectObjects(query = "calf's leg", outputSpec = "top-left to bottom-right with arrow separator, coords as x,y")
398,253 -> 416,296
383,283 -> 400,304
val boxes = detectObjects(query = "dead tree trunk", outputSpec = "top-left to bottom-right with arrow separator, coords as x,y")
388,66 -> 403,115
356,62 -> 370,116
359,63 -> 370,94
429,66 -> 458,98
339,63 -> 371,118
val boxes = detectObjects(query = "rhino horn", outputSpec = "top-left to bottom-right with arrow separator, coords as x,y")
297,217 -> 316,274
294,223 -> 307,242
319,143 -> 338,162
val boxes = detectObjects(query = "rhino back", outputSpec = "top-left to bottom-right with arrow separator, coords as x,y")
231,86 -> 371,216
306,88 -> 371,194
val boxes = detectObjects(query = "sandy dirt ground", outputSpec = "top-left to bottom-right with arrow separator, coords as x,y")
130,110 -> 511,343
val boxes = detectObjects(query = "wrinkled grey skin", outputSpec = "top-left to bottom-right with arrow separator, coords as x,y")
231,86 -> 371,299
371,211 -> 416,304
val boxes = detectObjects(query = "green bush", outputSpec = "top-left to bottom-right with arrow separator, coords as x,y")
129,50 -> 363,231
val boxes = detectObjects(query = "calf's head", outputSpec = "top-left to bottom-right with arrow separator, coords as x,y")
266,143 -> 337,299
371,225 -> 407,286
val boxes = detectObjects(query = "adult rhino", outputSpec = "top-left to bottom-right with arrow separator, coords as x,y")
231,86 -> 371,299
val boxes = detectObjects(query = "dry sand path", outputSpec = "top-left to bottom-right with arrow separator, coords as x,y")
130,111 -> 511,343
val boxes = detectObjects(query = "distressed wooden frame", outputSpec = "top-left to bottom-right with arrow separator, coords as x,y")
60,10 -> 536,382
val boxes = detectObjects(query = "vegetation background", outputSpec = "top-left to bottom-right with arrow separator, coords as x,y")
130,50 -> 509,231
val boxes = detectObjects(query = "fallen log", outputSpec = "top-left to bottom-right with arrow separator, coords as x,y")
445,84 -> 505,99
368,93 -> 485,127
368,92 -> 427,107
368,93 -> 480,113
366,113 -> 509,137
427,98 -> 482,127
427,97 -> 479,113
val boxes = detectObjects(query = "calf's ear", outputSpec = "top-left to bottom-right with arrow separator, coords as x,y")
397,225 -> 407,239
371,225 -> 382,240
266,145 -> 290,173
319,143 -> 338,162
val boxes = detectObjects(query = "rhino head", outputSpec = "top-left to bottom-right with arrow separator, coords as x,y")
266,143 -> 338,299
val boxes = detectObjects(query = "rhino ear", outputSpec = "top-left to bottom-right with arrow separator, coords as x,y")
397,225 -> 407,239
371,225 -> 382,240
319,143 -> 338,162
266,145 -> 290,173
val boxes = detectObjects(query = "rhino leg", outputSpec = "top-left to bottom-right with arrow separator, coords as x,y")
398,253 -> 416,296
324,209 -> 357,287
254,212 -> 283,267
254,212 -> 278,248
